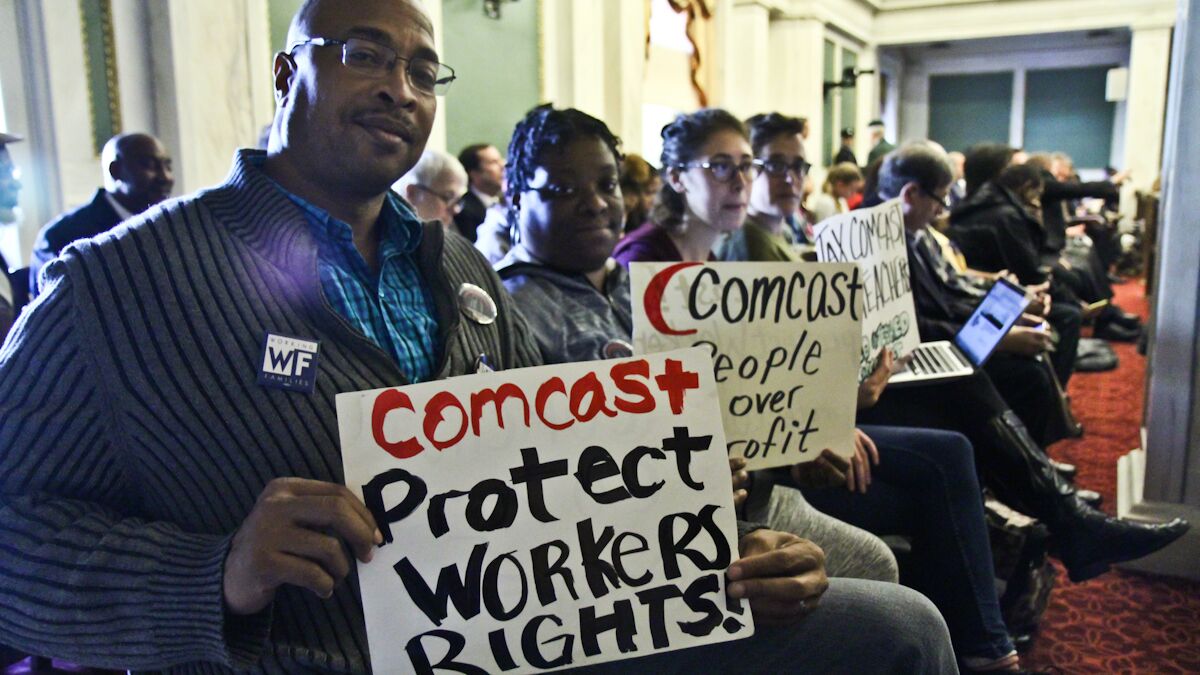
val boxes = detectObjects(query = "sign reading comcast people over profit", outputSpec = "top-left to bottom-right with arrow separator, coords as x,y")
630,262 -> 861,471
337,348 -> 751,673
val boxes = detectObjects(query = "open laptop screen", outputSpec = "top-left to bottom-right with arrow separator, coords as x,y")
954,277 -> 1030,367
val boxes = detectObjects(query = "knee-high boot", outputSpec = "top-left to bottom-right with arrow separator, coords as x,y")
979,411 -> 1189,582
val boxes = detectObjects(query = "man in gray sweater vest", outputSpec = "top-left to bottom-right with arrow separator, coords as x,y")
0,1 -> 956,672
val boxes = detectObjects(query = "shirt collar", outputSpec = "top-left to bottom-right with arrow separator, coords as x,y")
471,185 -> 500,209
103,191 -> 135,221
248,154 -> 424,255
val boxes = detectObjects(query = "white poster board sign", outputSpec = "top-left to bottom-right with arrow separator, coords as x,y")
630,262 -> 861,471
812,198 -> 920,381
338,348 -> 751,674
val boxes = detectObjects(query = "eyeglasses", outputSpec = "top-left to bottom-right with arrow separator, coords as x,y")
753,157 -> 812,180
920,185 -> 951,210
413,184 -> 466,214
288,37 -> 457,96
678,158 -> 757,183
525,174 -> 620,201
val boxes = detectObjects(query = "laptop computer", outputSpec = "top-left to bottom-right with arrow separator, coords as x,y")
889,277 -> 1031,386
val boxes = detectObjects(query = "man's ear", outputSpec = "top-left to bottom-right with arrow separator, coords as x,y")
404,184 -> 420,202
273,52 -> 298,105
107,160 -> 123,185
898,181 -> 919,206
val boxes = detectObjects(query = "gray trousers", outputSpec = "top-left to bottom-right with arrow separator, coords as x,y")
751,485 -> 900,583
578,577 -> 959,674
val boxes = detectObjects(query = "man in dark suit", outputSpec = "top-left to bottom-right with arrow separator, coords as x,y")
28,132 -> 173,294
453,142 -> 504,242
0,132 -> 23,341
833,127 -> 857,166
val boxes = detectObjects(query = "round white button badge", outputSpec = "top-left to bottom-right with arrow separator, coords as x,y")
458,283 -> 498,325
602,339 -> 634,360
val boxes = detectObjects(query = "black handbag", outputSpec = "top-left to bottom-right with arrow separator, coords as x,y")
984,496 -> 1058,638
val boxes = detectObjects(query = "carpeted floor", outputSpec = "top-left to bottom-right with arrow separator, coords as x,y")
1023,279 -> 1200,674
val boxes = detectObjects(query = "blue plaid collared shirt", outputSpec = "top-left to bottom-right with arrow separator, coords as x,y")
262,166 -> 439,382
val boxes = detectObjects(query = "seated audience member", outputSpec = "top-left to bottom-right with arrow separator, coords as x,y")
394,148 -> 468,233
715,112 -> 810,262
947,151 -> 967,207
453,142 -> 505,242
721,111 -> 1022,671
29,132 -> 173,294
858,141 -> 1188,583
809,162 -> 863,225
876,144 -> 1069,445
950,156 -> 1082,385
506,105 -> 900,584
0,0 -> 544,668
0,132 -> 22,341
0,6 -> 963,674
860,155 -> 885,206
1025,152 -> 1140,341
619,153 -> 660,234
613,109 -> 749,267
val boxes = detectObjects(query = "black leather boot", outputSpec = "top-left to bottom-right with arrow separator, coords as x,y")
1052,506 -> 1189,582
979,411 -> 1189,582
1048,458 -> 1076,481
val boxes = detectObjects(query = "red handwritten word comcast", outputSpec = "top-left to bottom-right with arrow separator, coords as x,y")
371,358 -> 700,460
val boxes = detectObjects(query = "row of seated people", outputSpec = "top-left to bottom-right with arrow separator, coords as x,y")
950,145 -> 1142,343
403,105 -> 1187,673
0,71 -> 1180,675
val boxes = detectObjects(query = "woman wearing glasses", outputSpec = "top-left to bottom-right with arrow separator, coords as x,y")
612,109 -> 756,267
641,111 -> 1032,671
609,109 -> 901,586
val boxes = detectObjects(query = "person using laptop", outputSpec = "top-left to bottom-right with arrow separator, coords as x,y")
858,141 -> 1188,584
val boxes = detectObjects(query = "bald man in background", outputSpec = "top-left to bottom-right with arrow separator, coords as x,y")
28,132 -> 173,294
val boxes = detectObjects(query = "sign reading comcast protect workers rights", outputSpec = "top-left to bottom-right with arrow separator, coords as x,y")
812,198 -> 920,381
630,262 -> 861,471
337,348 -> 751,674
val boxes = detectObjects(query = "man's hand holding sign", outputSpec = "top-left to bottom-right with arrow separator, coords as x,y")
336,348 -> 757,673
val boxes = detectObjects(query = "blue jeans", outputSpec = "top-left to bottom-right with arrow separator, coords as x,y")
803,425 -> 1014,662
574,577 -> 958,674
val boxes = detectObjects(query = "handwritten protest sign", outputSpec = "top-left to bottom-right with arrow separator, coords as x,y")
630,262 -> 860,471
812,198 -> 920,381
337,348 -> 751,674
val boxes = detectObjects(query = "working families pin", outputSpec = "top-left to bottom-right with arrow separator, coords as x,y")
630,262 -> 862,470
336,348 -> 751,673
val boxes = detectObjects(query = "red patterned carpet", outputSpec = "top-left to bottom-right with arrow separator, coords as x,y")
1023,280 -> 1200,674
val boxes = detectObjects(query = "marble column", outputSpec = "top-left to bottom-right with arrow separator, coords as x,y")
725,2 -> 771,120
766,16 -> 825,162
148,0 -> 274,195
603,0 -> 646,155
1123,21 -> 1173,192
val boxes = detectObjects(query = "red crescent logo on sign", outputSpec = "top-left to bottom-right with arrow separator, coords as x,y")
643,261 -> 703,336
